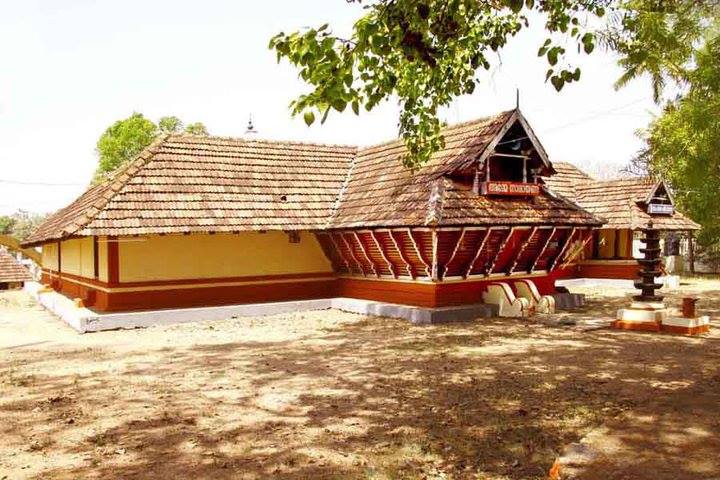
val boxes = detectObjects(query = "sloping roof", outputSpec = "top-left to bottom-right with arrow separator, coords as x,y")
24,110 -> 603,246
26,136 -> 356,243
542,162 -> 593,199
0,251 -> 32,283
546,165 -> 700,231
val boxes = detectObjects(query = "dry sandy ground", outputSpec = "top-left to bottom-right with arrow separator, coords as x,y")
1,279 -> 719,480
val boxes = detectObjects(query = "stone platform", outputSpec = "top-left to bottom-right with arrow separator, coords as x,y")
25,282 -> 587,333
614,302 -> 710,336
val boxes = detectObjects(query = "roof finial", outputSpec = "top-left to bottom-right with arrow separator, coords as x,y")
245,114 -> 257,135
516,88 -> 520,110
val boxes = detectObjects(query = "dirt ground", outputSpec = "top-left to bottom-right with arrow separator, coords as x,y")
1,279 -> 719,480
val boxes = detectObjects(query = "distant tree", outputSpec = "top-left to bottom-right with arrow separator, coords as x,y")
0,215 -> 16,235
158,116 -> 184,133
185,122 -> 209,135
95,113 -> 158,179
0,210 -> 47,241
94,114 -> 210,181
638,38 -> 720,266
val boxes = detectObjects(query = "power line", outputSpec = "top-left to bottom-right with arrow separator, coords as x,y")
540,98 -> 650,134
0,179 -> 85,187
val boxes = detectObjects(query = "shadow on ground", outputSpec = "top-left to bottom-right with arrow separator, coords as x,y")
1,285 -> 719,479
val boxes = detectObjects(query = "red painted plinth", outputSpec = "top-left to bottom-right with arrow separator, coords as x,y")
611,320 -> 710,336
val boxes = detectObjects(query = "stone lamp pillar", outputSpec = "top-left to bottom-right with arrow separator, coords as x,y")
614,221 -> 669,331
613,221 -> 709,335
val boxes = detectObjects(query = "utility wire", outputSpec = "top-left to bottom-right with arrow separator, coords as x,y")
540,98 -> 650,134
0,179 -> 85,187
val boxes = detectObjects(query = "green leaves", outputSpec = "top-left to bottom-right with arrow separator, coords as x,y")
95,114 -> 209,179
268,0 -> 614,168
303,111 -> 315,126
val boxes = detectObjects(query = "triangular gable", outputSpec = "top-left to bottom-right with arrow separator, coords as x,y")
643,180 -> 675,206
474,109 -> 553,176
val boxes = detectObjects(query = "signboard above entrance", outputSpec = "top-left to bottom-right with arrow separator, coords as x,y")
480,181 -> 540,196
648,203 -> 674,215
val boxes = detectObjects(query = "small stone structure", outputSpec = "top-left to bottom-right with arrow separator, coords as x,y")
614,221 -> 709,335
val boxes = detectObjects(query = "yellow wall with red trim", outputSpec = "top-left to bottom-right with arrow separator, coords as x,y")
60,238 -> 95,277
41,237 -> 106,280
117,232 -> 333,282
97,237 -> 108,282
41,242 -> 59,271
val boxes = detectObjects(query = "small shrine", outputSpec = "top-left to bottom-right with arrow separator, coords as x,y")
613,221 -> 710,335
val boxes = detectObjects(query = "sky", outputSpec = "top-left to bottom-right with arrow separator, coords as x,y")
0,1 -> 660,215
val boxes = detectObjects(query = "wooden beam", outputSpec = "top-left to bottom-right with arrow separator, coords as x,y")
549,227 -> 577,271
388,230 -> 415,279
508,227 -> 537,274
442,227 -> 466,279
464,228 -> 492,278
327,233 -> 352,273
688,231 -> 695,274
353,231 -> 379,277
530,227 -> 556,273
339,232 -> 367,276
557,230 -> 593,271
407,228 -> 432,277
369,231 -> 397,278
431,229 -> 439,281
487,227 -> 515,275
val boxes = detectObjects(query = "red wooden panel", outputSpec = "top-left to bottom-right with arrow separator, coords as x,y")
491,228 -> 532,274
469,229 -> 508,276
356,231 -> 392,276
341,232 -> 376,275
513,228 -> 550,273
315,233 -> 349,273
435,230 -> 463,277
444,229 -> 487,277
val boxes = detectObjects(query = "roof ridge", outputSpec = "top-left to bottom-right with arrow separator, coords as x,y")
425,178 -> 446,225
165,133 -> 359,151
357,110 -> 516,154
326,153 -> 358,228
61,134 -> 171,237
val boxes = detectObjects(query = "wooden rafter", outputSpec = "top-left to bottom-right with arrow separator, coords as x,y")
369,231 -> 397,278
558,229 -> 594,271
326,232 -> 352,273
508,227 -> 538,274
464,228 -> 492,278
530,227 -> 556,272
338,232 -> 366,276
407,228 -> 432,277
549,227 -> 577,271
442,227 -> 466,279
353,231 -> 379,277
431,229 -> 439,280
487,227 -> 515,275
388,230 -> 416,279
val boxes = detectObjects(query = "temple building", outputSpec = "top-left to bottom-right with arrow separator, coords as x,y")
23,109 -> 605,313
0,250 -> 32,290
544,162 -> 700,279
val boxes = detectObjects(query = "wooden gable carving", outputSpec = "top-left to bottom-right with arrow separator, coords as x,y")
644,181 -> 674,215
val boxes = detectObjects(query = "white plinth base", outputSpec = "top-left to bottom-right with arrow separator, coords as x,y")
661,315 -> 710,335
613,303 -> 710,335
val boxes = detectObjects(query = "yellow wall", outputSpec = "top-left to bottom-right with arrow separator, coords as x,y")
118,232 -> 333,282
617,229 -> 632,259
60,237 -> 95,277
42,242 -> 59,271
598,229 -> 616,259
98,237 -> 108,282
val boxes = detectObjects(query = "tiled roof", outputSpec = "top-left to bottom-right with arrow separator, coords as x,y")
24,110 -> 603,246
547,165 -> 700,231
0,251 -> 32,283
542,162 -> 593,199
